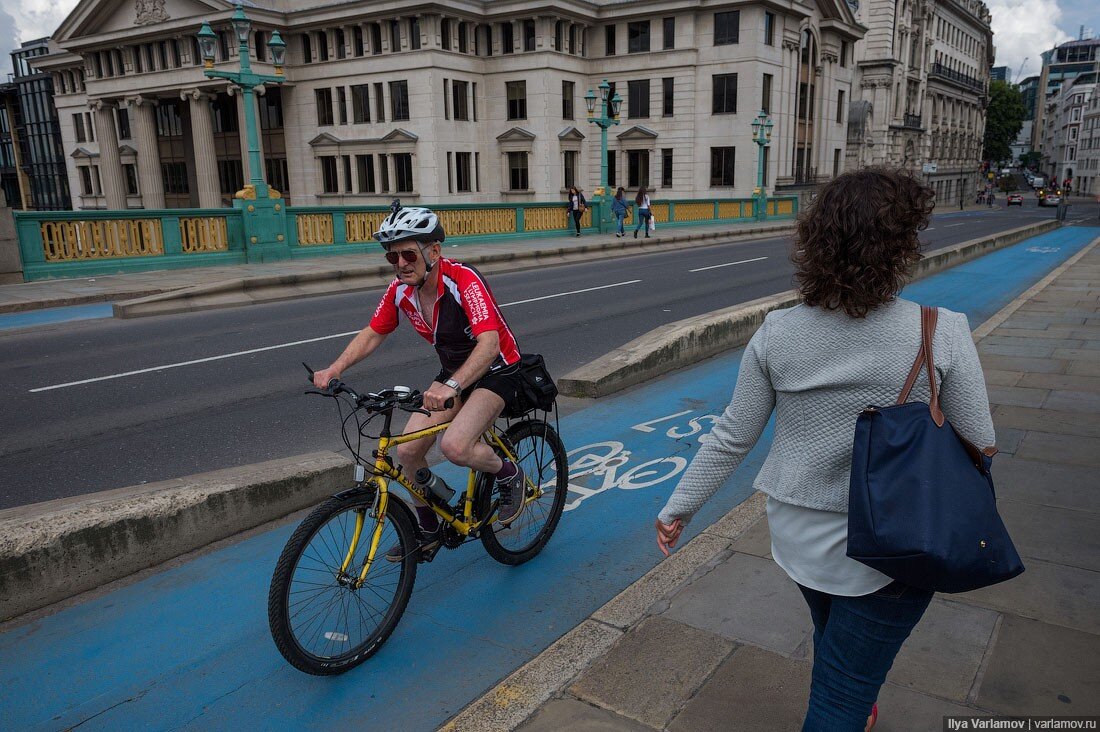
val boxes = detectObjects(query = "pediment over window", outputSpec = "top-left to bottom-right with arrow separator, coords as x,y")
309,129 -> 419,148
70,147 -> 99,159
380,128 -> 419,142
118,144 -> 138,155
557,126 -> 586,141
308,132 -> 342,147
496,127 -> 537,142
616,125 -> 659,140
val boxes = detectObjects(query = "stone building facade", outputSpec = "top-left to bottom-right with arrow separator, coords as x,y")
1038,74 -> 1096,193
846,0 -> 993,205
35,0 -> 864,210
1079,90 -> 1100,196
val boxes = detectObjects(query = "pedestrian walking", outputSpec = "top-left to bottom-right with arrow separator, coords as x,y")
566,186 -> 587,237
633,186 -> 651,238
611,187 -> 630,237
655,167 -> 997,732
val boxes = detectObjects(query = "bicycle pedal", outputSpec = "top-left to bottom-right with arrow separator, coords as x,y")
418,540 -> 443,563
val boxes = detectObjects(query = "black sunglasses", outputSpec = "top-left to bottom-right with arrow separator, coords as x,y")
385,249 -> 419,265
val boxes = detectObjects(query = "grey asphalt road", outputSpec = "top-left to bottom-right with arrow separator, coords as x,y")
0,206 -> 1059,508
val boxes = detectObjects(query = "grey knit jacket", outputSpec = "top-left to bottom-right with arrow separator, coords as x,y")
658,299 -> 996,524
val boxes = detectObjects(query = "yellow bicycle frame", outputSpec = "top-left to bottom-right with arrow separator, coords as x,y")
340,421 -> 525,586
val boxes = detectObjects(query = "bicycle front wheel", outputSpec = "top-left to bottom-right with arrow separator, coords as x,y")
267,489 -> 417,675
480,419 -> 568,565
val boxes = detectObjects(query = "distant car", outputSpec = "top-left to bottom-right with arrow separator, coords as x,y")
1007,193 -> 1024,206
1039,195 -> 1061,207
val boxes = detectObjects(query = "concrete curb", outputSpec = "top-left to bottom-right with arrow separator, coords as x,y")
111,223 -> 795,318
0,451 -> 351,622
559,219 -> 1061,398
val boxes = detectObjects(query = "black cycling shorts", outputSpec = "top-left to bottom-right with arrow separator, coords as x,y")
434,362 -> 525,413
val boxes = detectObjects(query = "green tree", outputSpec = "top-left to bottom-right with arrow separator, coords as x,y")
1019,150 -> 1041,170
983,80 -> 1027,164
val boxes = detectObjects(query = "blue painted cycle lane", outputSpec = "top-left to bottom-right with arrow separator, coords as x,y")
1,226 -> 1096,731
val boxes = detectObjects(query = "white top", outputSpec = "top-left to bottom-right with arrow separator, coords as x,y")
639,195 -> 651,209
571,195 -> 582,211
766,496 -> 891,596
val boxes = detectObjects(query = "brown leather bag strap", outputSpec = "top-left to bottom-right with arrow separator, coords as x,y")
921,305 -> 946,426
896,340 -> 925,405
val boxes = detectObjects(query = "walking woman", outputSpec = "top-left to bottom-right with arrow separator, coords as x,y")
566,186 -> 587,237
633,186 -> 651,238
611,187 -> 630,237
655,167 -> 995,732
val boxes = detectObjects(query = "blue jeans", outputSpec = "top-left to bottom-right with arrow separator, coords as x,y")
634,208 -> 651,234
798,581 -> 934,731
615,213 -> 625,234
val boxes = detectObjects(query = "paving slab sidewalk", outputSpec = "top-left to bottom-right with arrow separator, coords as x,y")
0,220 -> 794,314
466,244 -> 1100,731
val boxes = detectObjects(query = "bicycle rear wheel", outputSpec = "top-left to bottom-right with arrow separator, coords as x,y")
268,489 -> 417,675
480,419 -> 568,565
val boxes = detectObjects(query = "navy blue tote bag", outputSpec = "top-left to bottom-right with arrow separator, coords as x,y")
847,306 -> 1024,593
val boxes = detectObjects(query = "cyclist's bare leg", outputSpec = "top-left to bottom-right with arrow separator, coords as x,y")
396,399 -> 462,506
439,388 -> 506,474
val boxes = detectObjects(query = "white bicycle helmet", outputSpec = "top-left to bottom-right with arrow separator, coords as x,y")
374,206 -> 446,247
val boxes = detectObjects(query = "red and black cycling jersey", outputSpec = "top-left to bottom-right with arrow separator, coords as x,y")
369,258 -> 521,373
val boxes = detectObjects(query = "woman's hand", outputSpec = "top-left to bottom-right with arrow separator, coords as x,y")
655,518 -> 684,557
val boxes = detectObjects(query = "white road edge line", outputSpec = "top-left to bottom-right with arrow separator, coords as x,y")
945,223 -> 966,227
688,256 -> 769,273
29,279 -> 644,393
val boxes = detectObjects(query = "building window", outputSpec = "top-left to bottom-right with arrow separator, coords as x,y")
523,20 -> 536,51
627,150 -> 649,187
379,154 -> 389,191
563,150 -> 576,188
266,158 -> 290,192
410,18 -> 421,49
605,25 -> 616,56
661,148 -> 673,187
390,20 -> 401,52
374,82 -> 385,121
764,12 -> 775,46
255,31 -> 268,62
475,151 -> 481,191
317,32 -> 329,61
628,79 -> 650,118
628,21 -> 650,53
456,151 -> 472,192
215,33 -> 229,62
553,21 -> 563,52
507,151 -> 529,190
472,82 -> 478,120
259,88 -> 283,129
563,80 -> 575,119
458,22 -> 469,53
122,163 -> 139,196
356,154 -> 375,192
352,84 -> 370,123
320,156 -> 338,193
441,19 -> 451,50
662,77 -> 674,117
761,146 -> 769,186
833,148 -> 841,178
836,89 -> 845,123
607,150 -> 617,187
390,81 -> 410,120
507,80 -> 527,119
712,74 -> 738,114
73,113 -> 86,142
343,155 -> 353,192
710,147 -> 735,186
217,159 -> 244,195
393,153 -> 413,192
79,166 -> 93,195
370,23 -> 382,55
315,88 -> 333,126
453,80 -> 470,120
353,26 -> 364,56
161,161 -> 189,194
335,28 -> 346,59
663,18 -> 675,50
337,86 -> 347,124
446,152 -> 453,193
502,22 -> 514,53
715,11 -> 740,45
762,73 -> 773,114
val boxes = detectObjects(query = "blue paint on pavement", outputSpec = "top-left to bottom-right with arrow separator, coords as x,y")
0,303 -> 113,331
1,226 -> 1096,731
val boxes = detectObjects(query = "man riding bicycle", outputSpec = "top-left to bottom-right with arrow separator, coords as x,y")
312,206 -> 529,559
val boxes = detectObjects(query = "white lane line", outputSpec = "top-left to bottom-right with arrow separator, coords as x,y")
30,279 -> 644,393
946,223 -> 966,228
688,256 -> 769,273
500,279 -> 641,306
925,227 -> 936,231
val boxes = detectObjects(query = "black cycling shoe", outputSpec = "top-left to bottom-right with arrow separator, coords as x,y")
385,523 -> 442,562
496,465 -> 527,527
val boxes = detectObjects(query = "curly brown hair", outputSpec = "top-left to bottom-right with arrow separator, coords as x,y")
792,167 -> 934,317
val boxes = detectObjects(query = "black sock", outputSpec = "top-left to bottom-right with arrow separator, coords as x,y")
495,459 -> 518,481
416,505 -> 439,531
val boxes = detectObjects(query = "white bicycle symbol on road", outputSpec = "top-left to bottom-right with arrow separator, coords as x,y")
563,441 -> 688,512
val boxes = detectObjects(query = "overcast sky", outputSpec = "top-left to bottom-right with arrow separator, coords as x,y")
0,1 -> 1097,86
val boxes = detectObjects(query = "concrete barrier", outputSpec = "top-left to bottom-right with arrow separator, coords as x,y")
559,219 -> 1061,398
0,452 -> 351,622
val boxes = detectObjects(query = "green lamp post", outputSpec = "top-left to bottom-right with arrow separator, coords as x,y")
197,5 -> 289,261
584,79 -> 623,232
750,110 -> 774,221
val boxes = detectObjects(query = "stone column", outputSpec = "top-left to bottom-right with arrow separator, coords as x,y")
92,100 -> 127,209
125,96 -> 165,209
183,89 -> 221,208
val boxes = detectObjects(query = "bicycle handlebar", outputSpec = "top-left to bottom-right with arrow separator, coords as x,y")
302,362 -> 454,412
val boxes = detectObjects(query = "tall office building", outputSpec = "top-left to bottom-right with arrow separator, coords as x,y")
9,39 -> 71,210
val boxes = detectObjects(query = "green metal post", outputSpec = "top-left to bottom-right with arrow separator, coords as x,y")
586,80 -> 620,234
751,110 -> 773,222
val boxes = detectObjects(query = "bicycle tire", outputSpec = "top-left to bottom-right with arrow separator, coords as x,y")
267,489 -> 417,675
480,419 -> 568,565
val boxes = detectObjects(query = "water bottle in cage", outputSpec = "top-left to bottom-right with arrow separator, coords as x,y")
415,467 -> 455,503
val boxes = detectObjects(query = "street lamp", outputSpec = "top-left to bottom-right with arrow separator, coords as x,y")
750,110 -> 774,221
196,3 -> 289,261
585,78 -> 622,232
